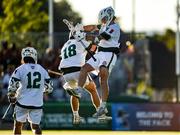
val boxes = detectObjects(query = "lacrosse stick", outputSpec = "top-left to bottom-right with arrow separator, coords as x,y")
48,69 -> 63,76
63,19 -> 97,62
79,40 -> 97,61
63,19 -> 74,31
2,103 -> 12,119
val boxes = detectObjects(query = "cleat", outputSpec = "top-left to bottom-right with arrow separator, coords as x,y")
73,116 -> 83,125
98,115 -> 112,120
93,106 -> 108,118
97,114 -> 112,123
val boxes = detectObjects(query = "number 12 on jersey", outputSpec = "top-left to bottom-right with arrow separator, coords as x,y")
27,72 -> 41,89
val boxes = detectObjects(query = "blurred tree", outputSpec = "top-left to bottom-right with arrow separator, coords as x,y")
53,0 -> 82,48
149,29 -> 175,52
0,0 -> 82,52
148,29 -> 176,89
161,29 -> 175,52
0,0 -> 48,34
54,0 -> 82,32
0,0 -> 48,52
0,0 -> 4,17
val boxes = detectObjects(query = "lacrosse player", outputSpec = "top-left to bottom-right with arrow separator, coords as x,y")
71,6 -> 121,119
7,47 -> 53,135
59,21 -> 100,124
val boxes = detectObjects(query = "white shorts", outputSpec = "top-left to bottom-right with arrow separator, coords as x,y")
63,71 -> 90,89
87,52 -> 117,73
14,105 -> 43,124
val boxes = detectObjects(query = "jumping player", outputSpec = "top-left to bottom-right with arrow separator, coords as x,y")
59,22 -> 100,124
71,6 -> 121,119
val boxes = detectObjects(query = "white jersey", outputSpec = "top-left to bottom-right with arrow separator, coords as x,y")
10,63 -> 50,107
59,39 -> 90,69
99,23 -> 120,48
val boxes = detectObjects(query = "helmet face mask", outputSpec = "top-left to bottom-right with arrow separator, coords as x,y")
70,23 -> 86,41
21,47 -> 37,64
98,6 -> 115,26
101,16 -> 108,24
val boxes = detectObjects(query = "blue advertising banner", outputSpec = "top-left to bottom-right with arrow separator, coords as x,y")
111,103 -> 180,131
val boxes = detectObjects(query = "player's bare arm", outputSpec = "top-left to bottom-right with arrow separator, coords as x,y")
83,25 -> 98,32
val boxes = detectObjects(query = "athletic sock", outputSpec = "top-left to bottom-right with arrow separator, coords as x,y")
101,102 -> 106,108
73,111 -> 79,117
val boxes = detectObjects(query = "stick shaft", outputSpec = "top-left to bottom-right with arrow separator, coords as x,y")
79,40 -> 97,61
48,70 -> 63,76
2,104 -> 12,119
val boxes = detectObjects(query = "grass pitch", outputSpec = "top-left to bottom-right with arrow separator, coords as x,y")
0,130 -> 180,135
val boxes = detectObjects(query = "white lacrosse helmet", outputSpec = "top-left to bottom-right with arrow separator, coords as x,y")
98,6 -> 115,25
72,23 -> 86,41
21,47 -> 37,63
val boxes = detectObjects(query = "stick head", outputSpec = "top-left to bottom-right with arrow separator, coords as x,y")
63,19 -> 86,41
63,19 -> 74,31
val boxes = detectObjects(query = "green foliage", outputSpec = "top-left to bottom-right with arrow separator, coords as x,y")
0,0 -> 82,51
0,0 -> 48,51
149,29 -> 175,52
163,29 -> 176,52
0,0 -> 48,33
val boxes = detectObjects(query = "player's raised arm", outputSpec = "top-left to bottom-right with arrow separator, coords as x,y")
83,25 -> 98,32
